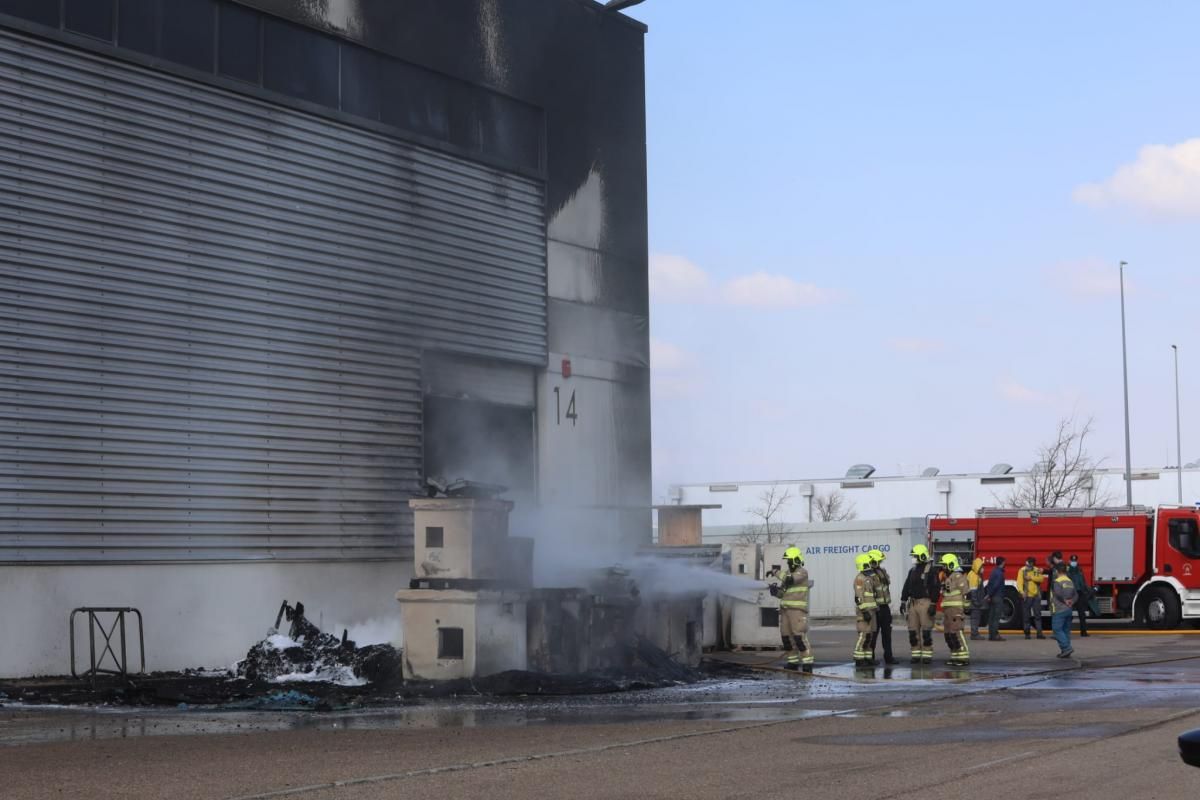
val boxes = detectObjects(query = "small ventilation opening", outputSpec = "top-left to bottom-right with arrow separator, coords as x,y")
738,563 -> 746,574
760,608 -> 779,628
437,627 -> 464,659
425,526 -> 444,548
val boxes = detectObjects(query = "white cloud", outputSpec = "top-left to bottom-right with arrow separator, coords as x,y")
649,253 -> 711,302
649,337 -> 690,371
722,272 -> 838,309
650,253 -> 840,309
887,337 -> 946,354
1046,260 -> 1130,298
1074,138 -> 1200,218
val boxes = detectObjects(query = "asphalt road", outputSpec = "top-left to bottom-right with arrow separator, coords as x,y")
2,628 -> 1199,800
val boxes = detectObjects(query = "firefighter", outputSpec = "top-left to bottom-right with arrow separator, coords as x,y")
940,553 -> 971,666
769,546 -> 814,673
867,548 -> 896,665
899,544 -> 939,664
852,553 -> 878,666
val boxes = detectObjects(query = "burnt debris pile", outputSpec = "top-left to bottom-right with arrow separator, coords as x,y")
237,602 -> 403,687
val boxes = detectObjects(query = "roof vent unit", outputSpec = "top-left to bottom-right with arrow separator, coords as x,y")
989,463 -> 1014,475
845,464 -> 876,479
921,467 -> 941,477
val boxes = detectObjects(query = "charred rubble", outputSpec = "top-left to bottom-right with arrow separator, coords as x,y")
0,599 -> 709,709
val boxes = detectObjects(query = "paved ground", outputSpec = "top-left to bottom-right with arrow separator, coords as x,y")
2,626 -> 1199,799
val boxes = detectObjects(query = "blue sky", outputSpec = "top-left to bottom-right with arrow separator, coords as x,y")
628,1 -> 1200,497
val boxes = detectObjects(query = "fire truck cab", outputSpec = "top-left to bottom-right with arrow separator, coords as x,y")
929,506 -> 1200,629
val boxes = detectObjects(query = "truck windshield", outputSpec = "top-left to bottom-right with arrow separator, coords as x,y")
1168,518 -> 1200,559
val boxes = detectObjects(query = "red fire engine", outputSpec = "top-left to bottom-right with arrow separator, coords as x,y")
929,506 -> 1200,629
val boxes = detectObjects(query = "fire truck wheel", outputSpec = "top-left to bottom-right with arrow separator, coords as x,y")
1140,585 -> 1182,630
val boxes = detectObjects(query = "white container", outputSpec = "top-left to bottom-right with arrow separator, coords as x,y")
410,498 -> 513,580
727,588 -> 782,649
395,588 -> 527,680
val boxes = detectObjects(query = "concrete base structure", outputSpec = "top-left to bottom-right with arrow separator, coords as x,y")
395,589 -> 528,681
0,561 -> 410,678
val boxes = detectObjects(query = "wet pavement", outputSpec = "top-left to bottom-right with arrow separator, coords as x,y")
1,628 -> 1198,798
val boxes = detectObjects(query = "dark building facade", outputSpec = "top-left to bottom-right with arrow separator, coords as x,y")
0,0 -> 648,675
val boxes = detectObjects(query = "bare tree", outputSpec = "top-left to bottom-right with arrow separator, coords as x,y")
1003,415 -> 1116,509
738,484 -> 795,544
812,488 -> 857,522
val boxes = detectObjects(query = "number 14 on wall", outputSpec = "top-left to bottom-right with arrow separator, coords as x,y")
552,387 -> 578,426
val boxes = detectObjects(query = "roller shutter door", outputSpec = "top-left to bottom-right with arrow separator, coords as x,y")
0,29 -> 547,562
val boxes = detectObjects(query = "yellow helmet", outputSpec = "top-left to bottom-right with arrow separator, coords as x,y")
940,553 -> 961,572
784,546 -> 803,568
855,553 -> 872,571
868,548 -> 885,564
911,544 -> 930,562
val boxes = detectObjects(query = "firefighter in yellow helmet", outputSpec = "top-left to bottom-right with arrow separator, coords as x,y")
769,546 -> 813,673
867,548 -> 896,665
900,543 -> 939,664
852,552 -> 878,666
940,553 -> 971,666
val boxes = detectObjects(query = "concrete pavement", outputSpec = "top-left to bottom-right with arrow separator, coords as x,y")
1,628 -> 1198,799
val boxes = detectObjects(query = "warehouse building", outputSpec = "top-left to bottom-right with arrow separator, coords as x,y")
0,0 -> 650,677
672,464 -> 1200,537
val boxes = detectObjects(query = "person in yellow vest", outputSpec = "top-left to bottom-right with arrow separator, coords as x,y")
867,548 -> 897,665
966,556 -> 986,640
852,553 -> 878,666
1017,556 -> 1047,640
769,546 -> 814,673
940,553 -> 971,667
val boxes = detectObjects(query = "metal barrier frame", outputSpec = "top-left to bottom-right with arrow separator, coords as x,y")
70,608 -> 145,683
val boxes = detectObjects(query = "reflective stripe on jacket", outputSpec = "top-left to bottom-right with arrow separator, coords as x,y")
942,572 -> 969,608
874,566 -> 891,605
854,572 -> 877,611
780,567 -> 809,610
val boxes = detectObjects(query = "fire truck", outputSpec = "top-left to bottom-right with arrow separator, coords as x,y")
929,506 -> 1200,629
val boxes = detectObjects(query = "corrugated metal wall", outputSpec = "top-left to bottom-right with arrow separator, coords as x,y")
0,29 -> 547,562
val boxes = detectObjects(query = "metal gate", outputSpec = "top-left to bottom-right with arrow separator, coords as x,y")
0,28 -> 547,562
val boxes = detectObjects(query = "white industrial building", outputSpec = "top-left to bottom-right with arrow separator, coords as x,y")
671,464 -> 1200,538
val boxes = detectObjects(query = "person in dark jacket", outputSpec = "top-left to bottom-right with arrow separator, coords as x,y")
985,557 -> 1007,641
1066,555 -> 1091,637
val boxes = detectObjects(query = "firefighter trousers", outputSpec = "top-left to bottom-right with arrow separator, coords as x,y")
906,598 -> 934,662
780,608 -> 813,666
943,608 -> 970,665
853,609 -> 877,662
876,603 -> 894,661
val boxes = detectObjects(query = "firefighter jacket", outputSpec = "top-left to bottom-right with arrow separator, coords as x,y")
873,566 -> 892,606
854,571 -> 878,613
1017,565 -> 1046,598
779,566 -> 810,611
1051,573 -> 1077,613
942,571 -> 969,611
901,561 -> 940,603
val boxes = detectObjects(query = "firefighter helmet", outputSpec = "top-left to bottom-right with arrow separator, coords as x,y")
784,546 -> 804,569
868,548 -> 885,564
940,553 -> 961,572
855,553 -> 873,572
911,544 -> 930,562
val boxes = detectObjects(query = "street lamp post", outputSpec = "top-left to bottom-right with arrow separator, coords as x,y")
1174,345 -> 1183,504
1120,261 -> 1133,508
